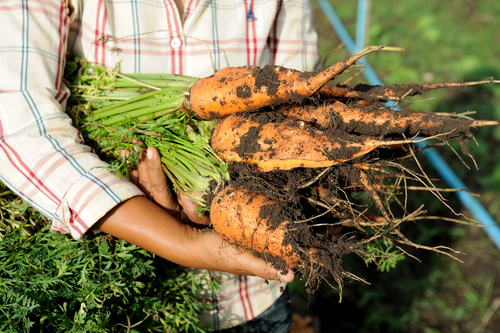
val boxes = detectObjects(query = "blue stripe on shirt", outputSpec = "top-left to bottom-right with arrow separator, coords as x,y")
131,0 -> 141,73
0,47 -> 59,63
210,2 -> 220,71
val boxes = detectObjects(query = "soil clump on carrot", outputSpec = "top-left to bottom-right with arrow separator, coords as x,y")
253,65 -> 281,96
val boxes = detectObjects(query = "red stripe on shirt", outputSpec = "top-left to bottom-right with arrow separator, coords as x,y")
0,121 -> 59,204
58,91 -> 69,104
238,276 -> 249,321
243,1 -> 250,67
250,0 -> 257,66
163,0 -> 176,74
54,0 -> 65,91
26,143 -> 86,186
95,0 -> 102,63
271,0 -> 283,65
171,2 -> 183,75
244,276 -> 255,318
183,0 -> 196,22
68,208 -> 86,235
101,3 -> 108,66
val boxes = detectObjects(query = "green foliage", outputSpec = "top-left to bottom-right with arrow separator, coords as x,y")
365,239 -> 406,272
0,182 -> 211,333
0,224 -> 211,333
0,183 -> 48,240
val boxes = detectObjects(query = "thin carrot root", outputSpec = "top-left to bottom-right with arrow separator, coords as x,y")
314,185 -> 387,228
189,47 -> 384,119
204,58 -> 499,295
318,78 -> 500,101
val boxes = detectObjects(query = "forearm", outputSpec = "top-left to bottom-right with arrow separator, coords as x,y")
95,196 -> 205,267
95,196 -> 294,281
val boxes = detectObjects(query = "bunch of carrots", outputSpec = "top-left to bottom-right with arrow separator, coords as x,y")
65,47 -> 500,296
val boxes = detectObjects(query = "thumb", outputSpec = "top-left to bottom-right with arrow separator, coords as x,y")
179,192 -> 211,226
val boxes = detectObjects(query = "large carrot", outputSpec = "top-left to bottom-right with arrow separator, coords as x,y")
189,47 -> 384,119
211,114 -> 420,172
210,185 -> 300,265
279,100 -> 500,136
75,48 -> 387,123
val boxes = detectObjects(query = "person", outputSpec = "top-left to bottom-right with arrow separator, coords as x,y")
0,0 -> 320,331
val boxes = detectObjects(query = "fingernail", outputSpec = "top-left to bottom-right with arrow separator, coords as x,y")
147,147 -> 154,160
277,269 -> 290,283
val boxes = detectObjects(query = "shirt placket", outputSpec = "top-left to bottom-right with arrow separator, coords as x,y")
164,0 -> 186,75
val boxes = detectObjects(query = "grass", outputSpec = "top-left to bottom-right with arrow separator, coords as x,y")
287,1 -> 500,332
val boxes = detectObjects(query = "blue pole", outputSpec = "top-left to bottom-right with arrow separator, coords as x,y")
318,0 -> 384,86
316,0 -> 500,250
355,0 -> 369,53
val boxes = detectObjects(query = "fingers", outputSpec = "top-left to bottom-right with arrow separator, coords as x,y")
132,140 -> 181,216
251,257 -> 295,283
131,140 -> 211,226
178,192 -> 211,227
212,237 -> 295,283
143,147 -> 178,211
235,250 -> 295,282
128,140 -> 145,187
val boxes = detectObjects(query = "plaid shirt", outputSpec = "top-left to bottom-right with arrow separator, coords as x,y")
0,0 -> 320,329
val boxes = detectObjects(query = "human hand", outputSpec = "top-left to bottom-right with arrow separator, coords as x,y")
129,140 -> 210,228
121,140 -> 294,282
196,229 -> 295,283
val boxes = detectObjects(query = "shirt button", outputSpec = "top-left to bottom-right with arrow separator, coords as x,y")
171,38 -> 182,48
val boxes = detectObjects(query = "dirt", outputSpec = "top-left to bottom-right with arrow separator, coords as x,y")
210,109 -> 408,294
253,65 -> 281,96
236,84 -> 252,99
232,125 -> 262,157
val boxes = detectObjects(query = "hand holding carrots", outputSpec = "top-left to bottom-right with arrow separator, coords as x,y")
126,140 -> 295,282
130,140 -> 211,228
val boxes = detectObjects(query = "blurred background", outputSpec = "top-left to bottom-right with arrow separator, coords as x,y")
288,1 -> 500,332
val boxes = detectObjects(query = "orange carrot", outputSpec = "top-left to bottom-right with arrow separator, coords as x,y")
278,100 -> 500,136
189,47 -> 384,119
318,79 -> 500,102
210,185 -> 300,265
211,114 -> 417,172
